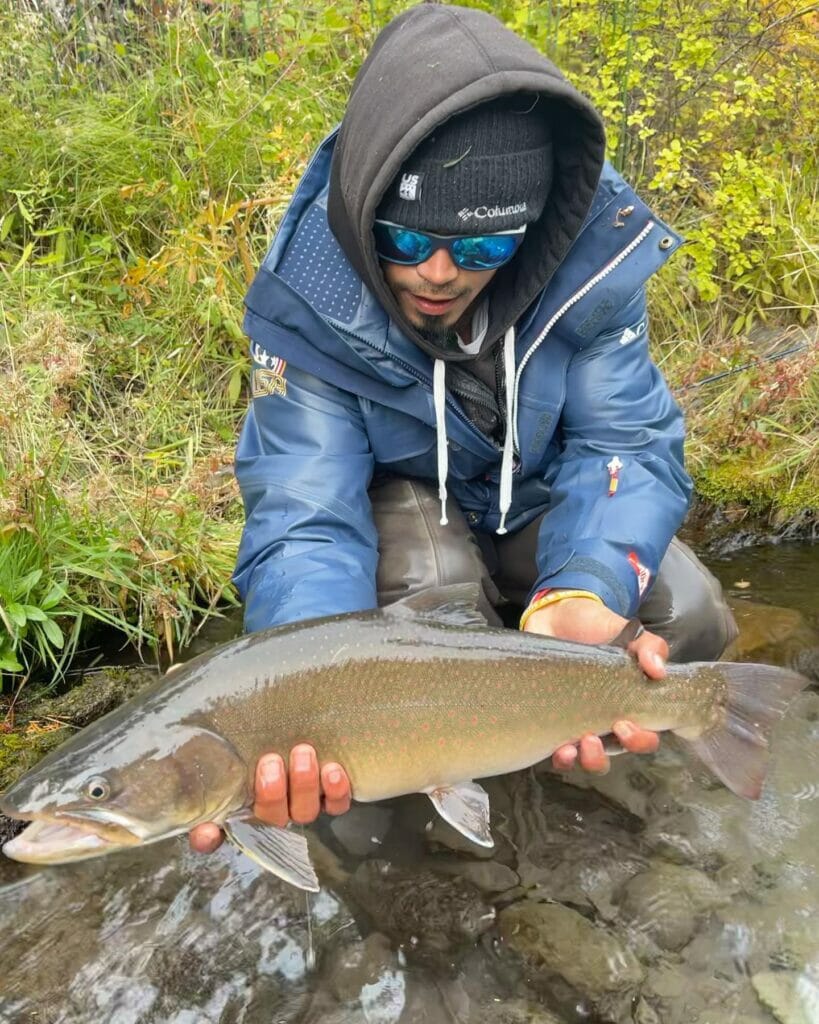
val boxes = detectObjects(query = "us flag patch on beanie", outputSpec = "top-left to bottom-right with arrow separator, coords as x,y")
398,172 -> 424,201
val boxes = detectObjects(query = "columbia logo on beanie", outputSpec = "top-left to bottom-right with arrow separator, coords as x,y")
457,202 -> 528,224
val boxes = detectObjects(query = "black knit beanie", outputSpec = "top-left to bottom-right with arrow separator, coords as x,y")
377,95 -> 553,235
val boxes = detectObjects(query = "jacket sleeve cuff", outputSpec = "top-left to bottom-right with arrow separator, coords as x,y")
530,556 -> 640,618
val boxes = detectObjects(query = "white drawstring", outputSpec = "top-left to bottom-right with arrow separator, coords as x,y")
496,325 -> 516,535
433,358 -> 449,525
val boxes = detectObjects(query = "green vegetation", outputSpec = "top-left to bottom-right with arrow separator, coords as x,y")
0,0 -> 816,686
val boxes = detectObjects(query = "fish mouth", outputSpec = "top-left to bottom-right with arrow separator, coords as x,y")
2,814 -> 141,865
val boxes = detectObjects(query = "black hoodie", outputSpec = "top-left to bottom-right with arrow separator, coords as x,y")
328,3 -> 607,365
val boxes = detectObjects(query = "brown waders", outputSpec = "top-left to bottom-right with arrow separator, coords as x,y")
371,478 -> 738,662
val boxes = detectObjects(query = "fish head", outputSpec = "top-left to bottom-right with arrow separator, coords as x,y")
1,723 -> 249,865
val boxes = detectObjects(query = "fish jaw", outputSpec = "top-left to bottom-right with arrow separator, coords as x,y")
2,813 -> 141,865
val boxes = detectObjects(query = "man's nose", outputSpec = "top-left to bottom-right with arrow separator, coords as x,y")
416,247 -> 459,286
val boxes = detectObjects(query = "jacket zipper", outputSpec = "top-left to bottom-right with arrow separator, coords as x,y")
511,220 -> 656,452
335,325 -> 487,440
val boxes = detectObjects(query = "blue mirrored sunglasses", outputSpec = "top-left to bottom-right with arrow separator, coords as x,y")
374,219 -> 526,271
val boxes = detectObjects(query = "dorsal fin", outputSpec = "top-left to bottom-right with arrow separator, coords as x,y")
387,583 -> 489,627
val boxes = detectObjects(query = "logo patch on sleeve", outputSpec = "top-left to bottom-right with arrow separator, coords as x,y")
619,320 -> 646,345
628,551 -> 652,596
252,359 -> 287,398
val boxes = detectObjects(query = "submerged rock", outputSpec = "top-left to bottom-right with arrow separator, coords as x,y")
752,971 -> 819,1024
329,804 -> 393,857
473,1001 -> 568,1023
345,860 -> 496,952
618,863 -> 729,952
431,858 -> 519,894
498,901 -> 644,1000
723,599 -> 819,677
323,932 -> 397,1003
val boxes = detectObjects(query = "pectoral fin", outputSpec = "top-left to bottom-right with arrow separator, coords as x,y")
224,816 -> 319,892
424,781 -> 494,848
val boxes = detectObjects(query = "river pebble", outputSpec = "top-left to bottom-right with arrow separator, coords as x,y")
618,862 -> 728,951
323,931 -> 396,1003
346,860 -> 496,952
498,901 -> 644,1000
752,971 -> 819,1024
432,859 -> 520,893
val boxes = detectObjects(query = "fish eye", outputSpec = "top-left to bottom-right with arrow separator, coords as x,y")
85,777 -> 110,801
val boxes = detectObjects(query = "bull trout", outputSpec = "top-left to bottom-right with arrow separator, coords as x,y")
1,585 -> 808,890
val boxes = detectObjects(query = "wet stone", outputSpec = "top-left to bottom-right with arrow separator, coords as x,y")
432,859 -> 519,894
644,964 -> 687,1002
752,971 -> 819,1024
322,931 -> 396,1004
725,599 -> 819,677
471,1000 -> 569,1023
633,997 -> 662,1024
794,645 -> 819,683
345,860 -> 496,952
329,804 -> 393,857
617,863 -> 728,952
498,901 -> 644,1001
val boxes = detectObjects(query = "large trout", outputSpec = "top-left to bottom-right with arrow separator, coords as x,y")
1,585 -> 808,890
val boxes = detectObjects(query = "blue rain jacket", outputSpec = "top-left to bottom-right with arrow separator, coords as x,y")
233,130 -> 692,632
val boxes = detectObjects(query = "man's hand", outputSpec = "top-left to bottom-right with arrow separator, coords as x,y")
188,743 -> 352,854
523,596 -> 667,774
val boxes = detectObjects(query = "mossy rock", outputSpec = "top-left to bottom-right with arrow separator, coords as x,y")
0,665 -> 158,793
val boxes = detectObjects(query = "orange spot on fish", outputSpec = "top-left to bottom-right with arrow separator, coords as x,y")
471,715 -> 479,725
438,737 -> 446,747
421,722 -> 431,732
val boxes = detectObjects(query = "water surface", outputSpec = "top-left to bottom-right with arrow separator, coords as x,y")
1,544 -> 817,1024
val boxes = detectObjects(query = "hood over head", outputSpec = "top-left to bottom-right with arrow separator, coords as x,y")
376,94 -> 554,235
328,2 -> 606,361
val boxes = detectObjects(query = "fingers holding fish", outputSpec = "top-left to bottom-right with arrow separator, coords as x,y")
551,742 -> 577,772
321,762 -> 352,817
628,629 -> 669,681
553,734 -> 615,773
188,822 -> 224,854
612,720 -> 660,754
287,744 -> 322,823
579,734 -> 610,773
254,752 -> 290,827
286,745 -> 352,823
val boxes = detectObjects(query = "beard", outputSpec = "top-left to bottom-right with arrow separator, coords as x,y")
417,319 -> 459,349
397,288 -> 471,350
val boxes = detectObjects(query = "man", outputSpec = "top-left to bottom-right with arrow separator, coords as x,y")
190,3 -> 736,853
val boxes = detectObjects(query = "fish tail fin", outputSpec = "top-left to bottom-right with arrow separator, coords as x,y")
673,663 -> 808,799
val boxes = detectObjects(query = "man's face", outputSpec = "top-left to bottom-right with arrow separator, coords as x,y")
381,247 -> 497,341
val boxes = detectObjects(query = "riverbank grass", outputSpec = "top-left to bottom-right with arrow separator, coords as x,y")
1,0 -> 816,683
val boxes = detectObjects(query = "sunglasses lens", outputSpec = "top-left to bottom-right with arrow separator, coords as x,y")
374,221 -> 524,270
374,223 -> 433,264
452,233 -> 521,270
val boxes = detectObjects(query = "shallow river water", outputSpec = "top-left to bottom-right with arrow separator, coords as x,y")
1,544 -> 817,1024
